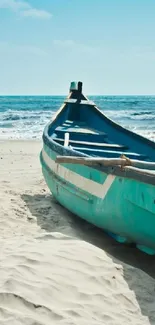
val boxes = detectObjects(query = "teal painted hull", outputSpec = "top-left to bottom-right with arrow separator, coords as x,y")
40,144 -> 155,255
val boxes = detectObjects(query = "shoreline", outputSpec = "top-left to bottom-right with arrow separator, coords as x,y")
0,138 -> 41,142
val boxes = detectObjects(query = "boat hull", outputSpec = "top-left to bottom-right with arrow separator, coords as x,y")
40,143 -> 155,255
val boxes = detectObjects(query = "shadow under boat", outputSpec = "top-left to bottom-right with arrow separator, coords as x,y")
22,192 -> 155,324
22,192 -> 155,276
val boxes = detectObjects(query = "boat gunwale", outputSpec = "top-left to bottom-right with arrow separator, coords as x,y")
42,90 -> 155,185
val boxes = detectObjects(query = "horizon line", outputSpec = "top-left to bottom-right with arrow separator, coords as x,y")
0,93 -> 155,97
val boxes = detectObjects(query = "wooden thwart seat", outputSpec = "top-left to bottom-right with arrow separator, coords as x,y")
55,126 -> 105,135
54,137 -> 128,150
54,126 -> 107,142
72,146 -> 148,160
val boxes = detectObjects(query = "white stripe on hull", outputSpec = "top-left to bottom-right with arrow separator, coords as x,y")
42,149 -> 116,200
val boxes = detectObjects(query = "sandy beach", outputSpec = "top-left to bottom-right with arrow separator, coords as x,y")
0,140 -> 155,324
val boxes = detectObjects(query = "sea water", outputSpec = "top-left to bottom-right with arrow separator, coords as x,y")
0,95 -> 155,141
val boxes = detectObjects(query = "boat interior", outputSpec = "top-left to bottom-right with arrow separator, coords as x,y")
49,82 -> 155,162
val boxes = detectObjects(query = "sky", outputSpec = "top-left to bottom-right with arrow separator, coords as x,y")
0,0 -> 155,95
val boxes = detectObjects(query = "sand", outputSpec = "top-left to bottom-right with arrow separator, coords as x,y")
0,140 -> 155,324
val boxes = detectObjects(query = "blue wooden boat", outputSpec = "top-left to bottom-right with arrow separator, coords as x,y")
40,81 -> 155,255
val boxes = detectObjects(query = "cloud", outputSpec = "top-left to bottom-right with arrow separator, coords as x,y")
53,40 -> 99,54
18,45 -> 48,56
21,8 -> 51,19
0,41 -> 48,57
0,0 -> 29,10
53,40 -> 75,47
0,0 -> 52,19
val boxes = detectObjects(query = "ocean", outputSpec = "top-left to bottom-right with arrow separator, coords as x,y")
0,95 -> 155,141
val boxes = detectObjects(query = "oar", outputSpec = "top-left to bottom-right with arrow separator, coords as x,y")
55,155 -> 155,170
